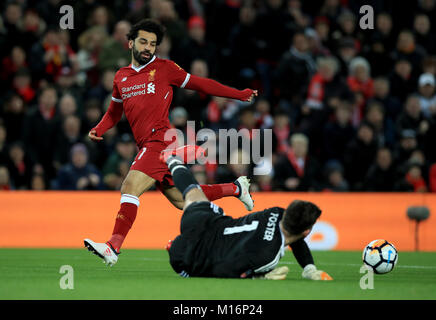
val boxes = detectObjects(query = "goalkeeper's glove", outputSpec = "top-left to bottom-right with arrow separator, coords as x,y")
302,264 -> 333,281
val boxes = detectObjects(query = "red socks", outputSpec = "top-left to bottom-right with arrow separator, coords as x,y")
107,194 -> 139,252
107,185 -> 238,252
200,183 -> 240,201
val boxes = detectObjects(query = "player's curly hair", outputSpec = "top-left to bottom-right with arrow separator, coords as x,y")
127,19 -> 165,45
282,200 -> 322,235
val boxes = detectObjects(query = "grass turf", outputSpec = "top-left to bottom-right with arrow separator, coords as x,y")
0,248 -> 435,300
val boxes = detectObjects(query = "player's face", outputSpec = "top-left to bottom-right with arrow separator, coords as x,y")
131,30 -> 157,65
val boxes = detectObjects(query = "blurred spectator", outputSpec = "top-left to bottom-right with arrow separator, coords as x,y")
254,0 -> 295,96
417,73 -> 436,118
336,37 -> 358,78
0,46 -> 27,90
0,166 -> 12,190
76,26 -> 108,86
6,142 -> 33,189
372,77 -> 402,122
274,31 -> 316,109
322,102 -> 355,163
273,133 -> 321,191
416,0 -> 436,29
0,123 -> 8,165
22,85 -> 60,180
391,30 -> 426,79
364,101 -> 396,148
12,68 -> 36,104
55,143 -> 103,190
396,94 -> 431,146
322,160 -> 349,192
87,5 -> 112,31
344,122 -> 378,190
98,20 -> 131,71
58,93 -> 78,119
175,59 -> 211,123
253,97 -> 273,129
175,16 -> 217,76
1,2 -> 23,57
300,56 -> 351,154
206,96 -> 239,131
102,133 -> 136,190
395,160 -> 428,192
54,115 -> 84,168
286,0 -> 310,29
154,0 -> 187,52
55,66 -> 83,105
227,5 -> 259,87
413,14 -> 436,54
31,173 -> 46,190
169,106 -> 191,147
393,129 -> 419,168
29,27 -> 75,83
215,148 -> 253,184
347,56 -> 374,121
364,12 -> 395,77
389,59 -> 417,101
271,110 -> 292,156
364,147 -> 397,191
2,93 -> 26,144
86,69 -> 115,104
429,162 -> 436,192
332,10 -> 360,49
156,35 -> 172,60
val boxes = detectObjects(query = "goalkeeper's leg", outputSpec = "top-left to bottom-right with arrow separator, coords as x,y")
165,155 -> 209,210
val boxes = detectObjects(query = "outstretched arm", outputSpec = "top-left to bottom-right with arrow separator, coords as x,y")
89,99 -> 123,141
184,74 -> 257,102
290,238 -> 333,280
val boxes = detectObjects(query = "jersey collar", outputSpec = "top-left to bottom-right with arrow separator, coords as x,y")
130,55 -> 156,72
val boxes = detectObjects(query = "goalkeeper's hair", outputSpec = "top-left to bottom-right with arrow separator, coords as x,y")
127,19 -> 165,45
282,200 -> 322,235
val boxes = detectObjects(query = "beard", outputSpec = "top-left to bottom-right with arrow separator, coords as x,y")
132,43 -> 154,65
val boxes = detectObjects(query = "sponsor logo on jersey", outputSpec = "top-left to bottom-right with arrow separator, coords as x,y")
120,82 -> 156,99
263,212 -> 279,241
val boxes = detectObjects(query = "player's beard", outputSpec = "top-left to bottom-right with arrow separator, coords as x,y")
132,43 -> 154,65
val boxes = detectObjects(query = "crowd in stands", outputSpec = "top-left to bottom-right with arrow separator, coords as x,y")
1,0 -> 436,193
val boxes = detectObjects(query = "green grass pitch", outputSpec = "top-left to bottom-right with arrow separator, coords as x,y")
1,248 -> 435,300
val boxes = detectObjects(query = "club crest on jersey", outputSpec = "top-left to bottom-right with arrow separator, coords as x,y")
148,69 -> 156,81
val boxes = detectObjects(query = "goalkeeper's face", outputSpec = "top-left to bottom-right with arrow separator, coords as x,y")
131,30 -> 157,65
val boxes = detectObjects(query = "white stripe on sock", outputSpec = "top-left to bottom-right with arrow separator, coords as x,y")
120,194 -> 140,207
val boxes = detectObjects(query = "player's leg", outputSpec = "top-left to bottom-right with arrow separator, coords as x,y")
160,145 -> 254,210
84,169 -> 155,265
165,155 -> 208,210
107,170 -> 156,249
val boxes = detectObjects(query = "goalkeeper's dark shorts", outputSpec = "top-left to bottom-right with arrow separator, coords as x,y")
168,201 -> 226,276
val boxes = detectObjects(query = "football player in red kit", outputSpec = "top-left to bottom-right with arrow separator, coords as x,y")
84,19 -> 258,266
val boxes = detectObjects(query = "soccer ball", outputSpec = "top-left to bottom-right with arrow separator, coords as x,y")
362,239 -> 398,274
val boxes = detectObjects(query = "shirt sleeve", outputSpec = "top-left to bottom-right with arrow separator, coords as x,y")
111,79 -> 123,103
166,60 -> 191,88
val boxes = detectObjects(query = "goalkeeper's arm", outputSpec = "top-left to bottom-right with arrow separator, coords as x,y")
290,238 -> 333,280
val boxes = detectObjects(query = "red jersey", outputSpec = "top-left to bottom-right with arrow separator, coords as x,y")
103,56 -> 190,147
93,56 -> 253,148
